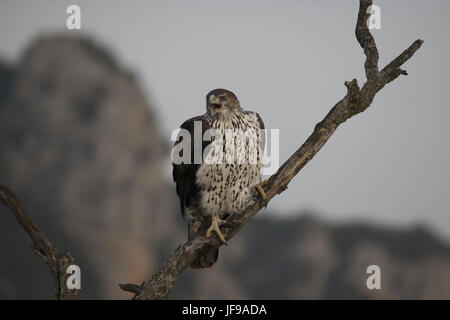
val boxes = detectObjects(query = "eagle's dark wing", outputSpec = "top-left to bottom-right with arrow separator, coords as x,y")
172,115 -> 211,218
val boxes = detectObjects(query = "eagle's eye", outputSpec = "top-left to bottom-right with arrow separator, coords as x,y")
219,95 -> 227,101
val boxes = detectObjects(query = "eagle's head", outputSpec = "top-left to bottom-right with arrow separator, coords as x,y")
206,88 -> 241,118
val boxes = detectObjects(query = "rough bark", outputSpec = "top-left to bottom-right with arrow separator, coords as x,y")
120,0 -> 423,300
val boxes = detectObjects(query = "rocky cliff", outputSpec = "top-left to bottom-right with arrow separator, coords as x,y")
0,35 -> 178,299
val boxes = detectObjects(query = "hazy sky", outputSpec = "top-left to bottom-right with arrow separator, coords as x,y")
1,1 -> 450,240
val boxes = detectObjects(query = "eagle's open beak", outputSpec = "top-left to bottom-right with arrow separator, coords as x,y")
208,95 -> 222,116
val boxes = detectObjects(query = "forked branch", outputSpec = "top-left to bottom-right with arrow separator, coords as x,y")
120,0 -> 423,300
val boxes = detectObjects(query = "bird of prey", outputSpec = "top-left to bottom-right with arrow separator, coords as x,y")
172,88 -> 267,268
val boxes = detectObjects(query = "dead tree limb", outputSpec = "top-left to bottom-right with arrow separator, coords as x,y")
120,0 -> 423,300
0,186 -> 79,300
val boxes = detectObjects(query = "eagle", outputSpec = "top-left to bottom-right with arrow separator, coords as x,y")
172,88 -> 267,268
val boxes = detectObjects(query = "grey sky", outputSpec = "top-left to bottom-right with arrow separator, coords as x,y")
1,1 -> 449,240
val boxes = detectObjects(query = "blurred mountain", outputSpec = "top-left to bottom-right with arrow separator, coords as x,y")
0,34 -> 178,299
1,34 -> 450,299
173,214 -> 450,299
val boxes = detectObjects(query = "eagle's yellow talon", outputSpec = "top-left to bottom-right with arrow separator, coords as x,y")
254,179 -> 268,200
206,217 -> 227,244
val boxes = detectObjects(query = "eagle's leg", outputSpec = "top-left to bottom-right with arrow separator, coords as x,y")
206,215 -> 227,244
253,179 -> 268,200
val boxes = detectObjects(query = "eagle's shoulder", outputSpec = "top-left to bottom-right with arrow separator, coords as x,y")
244,111 -> 265,130
243,111 -> 265,153
255,112 -> 265,130
172,114 -> 211,218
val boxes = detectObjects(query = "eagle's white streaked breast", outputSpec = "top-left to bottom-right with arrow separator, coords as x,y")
196,111 -> 262,218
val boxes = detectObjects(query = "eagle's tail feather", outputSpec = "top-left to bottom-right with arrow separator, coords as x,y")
187,208 -> 219,269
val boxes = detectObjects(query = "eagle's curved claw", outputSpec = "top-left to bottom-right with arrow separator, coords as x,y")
206,216 -> 227,245
253,179 -> 268,201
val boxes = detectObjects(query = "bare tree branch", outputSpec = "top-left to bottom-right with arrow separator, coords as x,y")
356,0 -> 379,80
0,186 -> 79,300
380,39 -> 424,85
121,0 -> 423,300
